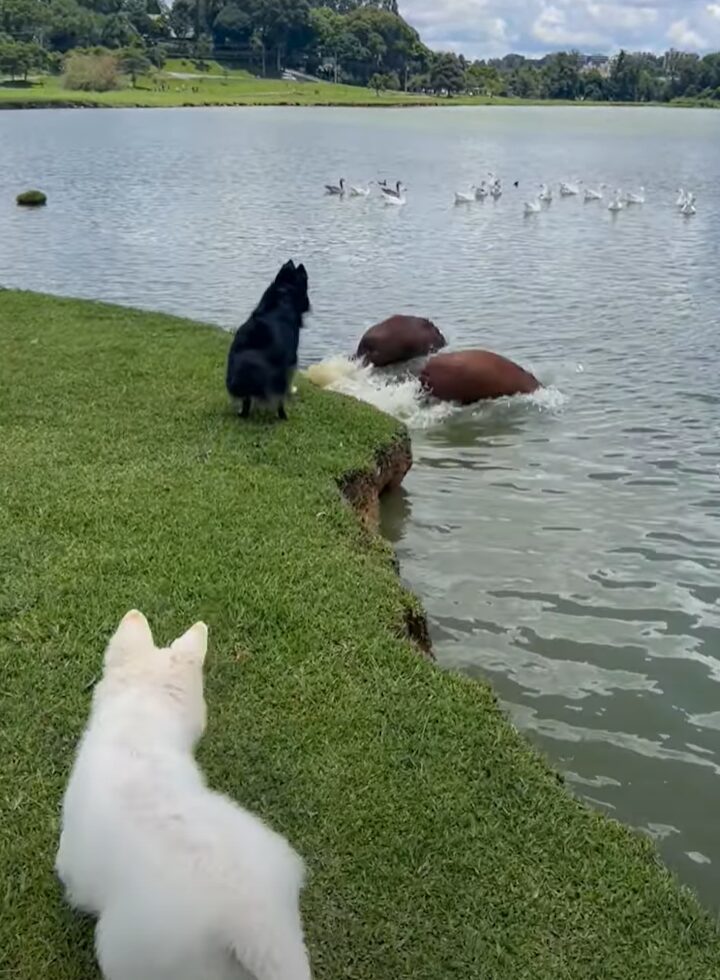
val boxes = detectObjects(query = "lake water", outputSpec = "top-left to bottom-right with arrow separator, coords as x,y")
2,105 -> 720,907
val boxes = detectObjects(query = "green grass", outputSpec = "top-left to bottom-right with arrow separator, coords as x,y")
0,72 -> 436,107
2,290 -> 720,980
1,73 -> 717,109
163,57 -> 254,77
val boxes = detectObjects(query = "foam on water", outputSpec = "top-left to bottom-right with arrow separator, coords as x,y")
304,354 -> 567,429
524,382 -> 568,413
305,355 -> 455,429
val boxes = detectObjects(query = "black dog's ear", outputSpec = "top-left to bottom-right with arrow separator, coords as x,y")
275,260 -> 296,284
296,263 -> 308,282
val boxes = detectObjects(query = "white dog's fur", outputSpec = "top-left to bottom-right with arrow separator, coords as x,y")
56,610 -> 312,980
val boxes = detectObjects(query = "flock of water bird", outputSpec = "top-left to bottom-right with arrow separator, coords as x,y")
324,177 -> 407,206
515,179 -> 697,217
324,174 -> 699,217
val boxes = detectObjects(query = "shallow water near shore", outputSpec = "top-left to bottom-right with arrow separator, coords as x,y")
2,104 -> 720,906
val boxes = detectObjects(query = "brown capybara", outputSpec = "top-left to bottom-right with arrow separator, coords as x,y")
420,349 -> 541,404
356,315 -> 446,368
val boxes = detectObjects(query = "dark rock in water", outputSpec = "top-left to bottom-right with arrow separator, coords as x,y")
356,315 -> 446,368
420,349 -> 540,404
16,190 -> 47,207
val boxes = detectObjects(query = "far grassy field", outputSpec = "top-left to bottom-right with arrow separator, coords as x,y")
2,289 -> 720,979
0,70 -> 437,107
1,68 -> 716,109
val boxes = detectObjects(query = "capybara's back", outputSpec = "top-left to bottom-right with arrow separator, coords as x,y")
420,349 -> 540,404
356,315 -> 446,367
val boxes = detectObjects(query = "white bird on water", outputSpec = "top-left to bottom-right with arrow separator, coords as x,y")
559,180 -> 581,196
524,197 -> 542,215
676,188 -> 688,209
583,185 -> 604,201
681,192 -> 697,216
539,183 -> 553,203
455,187 -> 476,205
608,191 -> 624,212
475,181 -> 488,200
383,185 -> 407,206
349,181 -> 373,197
624,186 -> 645,205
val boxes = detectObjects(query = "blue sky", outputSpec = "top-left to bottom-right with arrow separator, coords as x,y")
399,0 -> 720,60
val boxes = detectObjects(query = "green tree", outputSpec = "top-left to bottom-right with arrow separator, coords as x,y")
340,7 -> 421,84
429,51 -> 464,95
701,52 -> 720,91
265,0 -> 312,73
249,26 -> 265,73
367,69 -> 382,93
169,0 -> 195,39
541,50 -> 582,99
146,42 -> 167,67
212,3 -> 252,46
509,65 -> 541,99
119,44 -> 151,84
101,12 -> 139,48
309,5 -> 343,81
0,36 -> 44,79
581,68 -> 608,101
400,37 -> 426,89
46,0 -> 103,52
0,0 -> 44,39
193,30 -> 212,66
465,60 -> 501,96
610,49 -> 640,101
367,68 -> 396,93
673,51 -> 701,98
636,68 -> 658,102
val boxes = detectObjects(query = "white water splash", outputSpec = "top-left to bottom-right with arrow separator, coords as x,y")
304,355 -> 455,429
304,354 -> 568,429
525,383 -> 568,412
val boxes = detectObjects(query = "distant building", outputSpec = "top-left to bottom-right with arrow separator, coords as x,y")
580,54 -> 611,78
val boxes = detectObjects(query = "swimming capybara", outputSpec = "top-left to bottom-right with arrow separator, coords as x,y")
356,315 -> 446,368
420,349 -> 540,404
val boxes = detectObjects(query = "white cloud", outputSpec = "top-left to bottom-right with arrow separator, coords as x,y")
397,0 -> 719,58
486,16 -> 511,41
586,3 -> 658,29
666,17 -> 705,48
532,4 -> 606,46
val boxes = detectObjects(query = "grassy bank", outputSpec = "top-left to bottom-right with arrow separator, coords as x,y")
0,72 -> 438,108
2,290 -> 720,979
2,73 -> 714,109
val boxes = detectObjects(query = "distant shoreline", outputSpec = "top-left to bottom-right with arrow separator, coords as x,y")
0,96 -> 715,111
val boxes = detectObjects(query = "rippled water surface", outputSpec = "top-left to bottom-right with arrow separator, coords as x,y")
2,105 -> 720,905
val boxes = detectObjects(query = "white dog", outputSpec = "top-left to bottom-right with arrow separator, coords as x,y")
56,610 -> 312,980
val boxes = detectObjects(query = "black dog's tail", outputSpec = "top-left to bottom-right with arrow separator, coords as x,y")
226,350 -> 273,400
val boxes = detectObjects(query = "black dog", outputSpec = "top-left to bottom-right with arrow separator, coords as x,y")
225,261 -> 309,420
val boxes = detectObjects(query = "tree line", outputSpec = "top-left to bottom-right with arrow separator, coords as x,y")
1,0 -> 719,103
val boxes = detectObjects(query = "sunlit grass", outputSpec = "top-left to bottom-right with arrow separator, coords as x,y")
2,290 -> 719,980
0,71 -> 435,106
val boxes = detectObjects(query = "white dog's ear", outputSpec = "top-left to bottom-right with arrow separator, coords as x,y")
171,622 -> 208,665
105,609 -> 154,667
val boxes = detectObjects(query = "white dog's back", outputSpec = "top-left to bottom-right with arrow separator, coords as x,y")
56,611 -> 311,980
